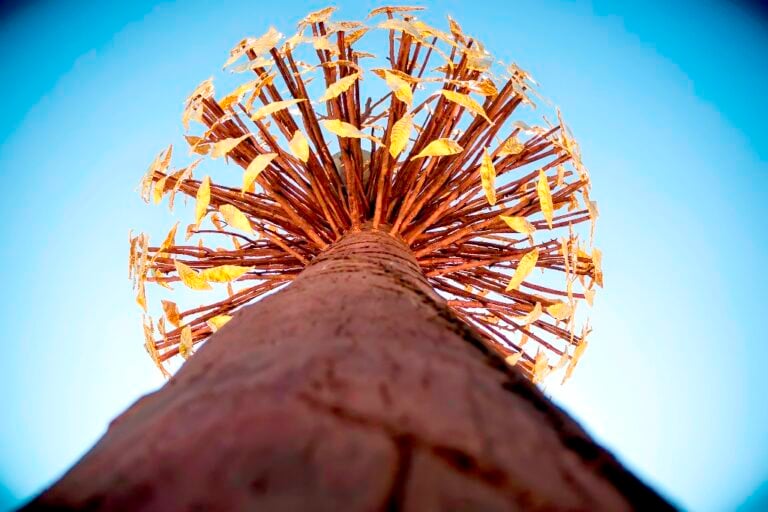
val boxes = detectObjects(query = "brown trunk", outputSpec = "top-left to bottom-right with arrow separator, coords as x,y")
27,228 -> 671,511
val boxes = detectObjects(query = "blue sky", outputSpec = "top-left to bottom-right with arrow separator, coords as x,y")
1,0 -> 767,510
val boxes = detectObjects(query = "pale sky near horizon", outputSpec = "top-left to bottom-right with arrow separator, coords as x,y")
1,1 -> 767,510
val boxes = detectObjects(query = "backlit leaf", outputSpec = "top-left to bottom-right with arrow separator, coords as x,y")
200,265 -> 251,283
440,90 -> 492,124
368,5 -> 425,18
219,80 -> 259,110
159,222 -> 179,252
532,349 -> 549,384
382,70 -> 412,106
412,138 -> 463,159
499,215 -> 536,235
537,169 -> 554,229
161,300 -> 181,328
499,136 -> 524,156
321,119 -> 382,144
318,73 -> 360,102
389,114 -> 413,158
302,6 -> 336,25
207,314 -> 233,332
175,260 -> 212,290
546,302 -> 573,320
505,352 -> 523,366
479,149 -> 496,205
219,204 -> 253,233
211,134 -> 251,159
179,325 -> 193,359
251,99 -> 305,121
505,248 -> 539,291
288,131 -> 310,162
195,176 -> 211,225
517,302 -> 542,325
562,339 -> 588,384
242,153 -> 278,194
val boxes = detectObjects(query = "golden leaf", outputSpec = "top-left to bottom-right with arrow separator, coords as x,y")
179,325 -> 193,360
211,134 -> 251,159
584,288 -> 595,306
302,6 -> 336,25
517,302 -> 542,325
223,27 -> 282,68
412,138 -> 463,159
195,176 -> 211,226
382,70 -> 412,106
447,15 -> 464,40
318,73 -> 360,102
505,248 -> 539,291
499,215 -> 536,235
371,68 -> 419,84
219,204 -> 253,233
440,90 -> 492,124
537,169 -> 554,229
532,349 -> 549,384
184,135 -> 210,155
136,280 -> 147,311
200,265 -> 251,283
175,260 -> 212,290
152,175 -> 169,204
288,131 -> 310,162
505,352 -> 523,366
242,153 -> 278,194
592,248 -> 604,287
499,136 -> 524,156
562,339 -> 588,384
251,99 -> 305,121
159,222 -> 179,253
473,78 -> 498,97
479,149 -> 496,205
389,114 -> 413,158
546,302 -> 573,320
161,300 -> 181,328
207,314 -> 233,332
321,119 -> 382,144
219,79 -> 259,110
368,5 -> 425,18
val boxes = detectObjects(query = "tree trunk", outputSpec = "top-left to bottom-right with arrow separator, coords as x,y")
26,228 -> 672,511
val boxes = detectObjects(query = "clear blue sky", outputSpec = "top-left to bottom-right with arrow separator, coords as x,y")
1,0 -> 766,510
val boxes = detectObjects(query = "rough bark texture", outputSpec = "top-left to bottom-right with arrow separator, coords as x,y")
26,228 -> 672,511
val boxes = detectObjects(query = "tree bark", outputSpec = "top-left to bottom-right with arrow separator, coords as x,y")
26,228 -> 672,511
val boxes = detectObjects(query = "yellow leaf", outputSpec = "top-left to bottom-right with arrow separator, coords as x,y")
318,73 -> 360,102
383,70 -> 412,106
321,119 -> 382,144
584,288 -> 595,306
546,302 -> 573,320
242,153 -> 278,194
499,136 -> 524,156
532,349 -> 549,384
537,169 -> 554,229
505,248 -> 539,291
161,300 -> 181,327
517,302 -> 542,325
479,148 -> 496,205
368,5 -> 425,18
592,248 -> 604,287
499,215 -> 536,235
251,99 -> 305,121
371,68 -> 419,84
179,325 -> 193,359
136,280 -> 147,311
412,138 -> 463,159
195,176 -> 211,226
219,204 -> 253,233
152,175 -> 169,204
207,314 -> 233,332
562,340 -> 588,384
200,265 -> 251,283
156,222 -> 179,256
302,6 -> 336,25
219,79 -> 259,110
441,90 -> 492,124
505,352 -> 522,366
389,114 -> 413,158
211,134 -> 251,159
174,260 -> 212,290
288,131 -> 310,162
